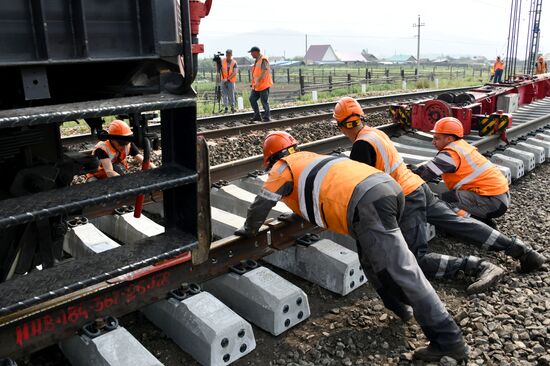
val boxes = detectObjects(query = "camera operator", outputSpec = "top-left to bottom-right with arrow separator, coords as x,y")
220,49 -> 238,113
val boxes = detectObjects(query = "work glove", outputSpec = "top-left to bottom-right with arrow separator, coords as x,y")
234,226 -> 256,238
278,212 -> 300,223
441,189 -> 459,203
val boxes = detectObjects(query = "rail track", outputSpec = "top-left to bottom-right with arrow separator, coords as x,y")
61,87 -> 475,146
3,95 -> 550,365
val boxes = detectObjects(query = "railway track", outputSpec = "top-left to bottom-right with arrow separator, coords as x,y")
3,97 -> 550,365
61,87 -> 475,146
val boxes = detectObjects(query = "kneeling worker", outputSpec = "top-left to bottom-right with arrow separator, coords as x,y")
235,131 -> 468,362
86,120 -> 155,181
414,117 -> 509,225
333,97 -> 545,293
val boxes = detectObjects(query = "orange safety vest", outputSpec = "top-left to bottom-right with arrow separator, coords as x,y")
535,60 -> 547,74
441,139 -> 508,196
221,58 -> 237,83
251,55 -> 273,91
87,140 -> 130,180
279,151 -> 380,235
355,126 -> 424,196
494,60 -> 504,70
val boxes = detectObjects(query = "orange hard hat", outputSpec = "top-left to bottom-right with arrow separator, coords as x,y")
333,97 -> 364,128
108,120 -> 132,136
431,117 -> 464,138
262,131 -> 299,168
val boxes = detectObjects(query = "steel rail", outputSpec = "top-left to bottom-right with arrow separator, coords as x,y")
61,86 -> 475,145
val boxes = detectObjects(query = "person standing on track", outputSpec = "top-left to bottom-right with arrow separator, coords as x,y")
333,97 -> 546,291
86,120 -> 155,181
235,131 -> 469,362
248,46 -> 272,122
493,56 -> 504,83
221,49 -> 237,113
535,55 -> 548,75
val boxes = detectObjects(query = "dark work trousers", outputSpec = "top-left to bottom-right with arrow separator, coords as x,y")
350,181 -> 464,350
249,88 -> 270,120
400,183 -> 515,279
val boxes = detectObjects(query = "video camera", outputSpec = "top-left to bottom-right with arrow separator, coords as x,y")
212,51 -> 223,70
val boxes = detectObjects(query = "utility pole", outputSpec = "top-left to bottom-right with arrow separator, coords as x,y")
305,34 -> 308,55
413,15 -> 425,70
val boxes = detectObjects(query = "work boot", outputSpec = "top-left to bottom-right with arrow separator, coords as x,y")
505,238 -> 546,272
250,116 -> 262,122
224,107 -> 228,113
466,260 -> 504,294
413,342 -> 469,362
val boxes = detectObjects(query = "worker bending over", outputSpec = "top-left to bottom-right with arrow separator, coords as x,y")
86,120 -> 155,181
333,98 -> 545,292
235,131 -> 468,362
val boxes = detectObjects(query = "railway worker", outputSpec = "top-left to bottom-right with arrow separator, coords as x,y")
221,49 -> 238,113
333,97 -> 546,293
493,56 -> 504,83
535,55 -> 548,74
235,131 -> 469,362
248,46 -> 272,122
86,120 -> 155,181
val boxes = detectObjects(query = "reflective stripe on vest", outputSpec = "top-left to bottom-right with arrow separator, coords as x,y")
357,129 -> 403,174
298,156 -> 344,227
251,55 -> 273,91
280,151 -> 379,234
448,142 -> 492,189
442,139 -> 508,195
221,58 -> 237,83
88,140 -> 129,179
355,127 -> 424,196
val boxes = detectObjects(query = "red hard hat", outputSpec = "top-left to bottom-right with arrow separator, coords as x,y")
262,131 -> 299,167
431,117 -> 464,138
108,120 -> 132,137
333,97 -> 364,128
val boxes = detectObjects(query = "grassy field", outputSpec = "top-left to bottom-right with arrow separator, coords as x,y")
193,63 -> 484,116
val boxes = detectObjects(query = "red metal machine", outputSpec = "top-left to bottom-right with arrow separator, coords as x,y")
390,74 -> 550,137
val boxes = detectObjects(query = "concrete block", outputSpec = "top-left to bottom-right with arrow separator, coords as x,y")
211,184 -> 291,217
501,147 -> 536,172
514,142 -> 545,164
490,154 -> 524,179
59,326 -> 161,366
142,292 -> 255,366
496,93 -> 519,113
535,132 -> 550,143
92,213 -> 164,245
494,165 -> 512,185
526,137 -> 550,158
263,239 -> 366,296
211,207 -> 245,238
63,223 -> 120,258
203,266 -> 310,336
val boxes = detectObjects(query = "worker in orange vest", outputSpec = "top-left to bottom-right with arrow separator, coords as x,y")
221,49 -> 238,113
86,120 -> 155,181
535,55 -> 548,74
493,56 -> 504,83
334,97 -> 545,290
248,46 -> 273,122
414,117 -> 514,225
235,131 -> 468,362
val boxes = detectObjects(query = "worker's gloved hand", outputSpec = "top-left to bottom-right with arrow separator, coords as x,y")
406,164 -> 419,172
278,212 -> 300,223
234,226 -> 256,238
